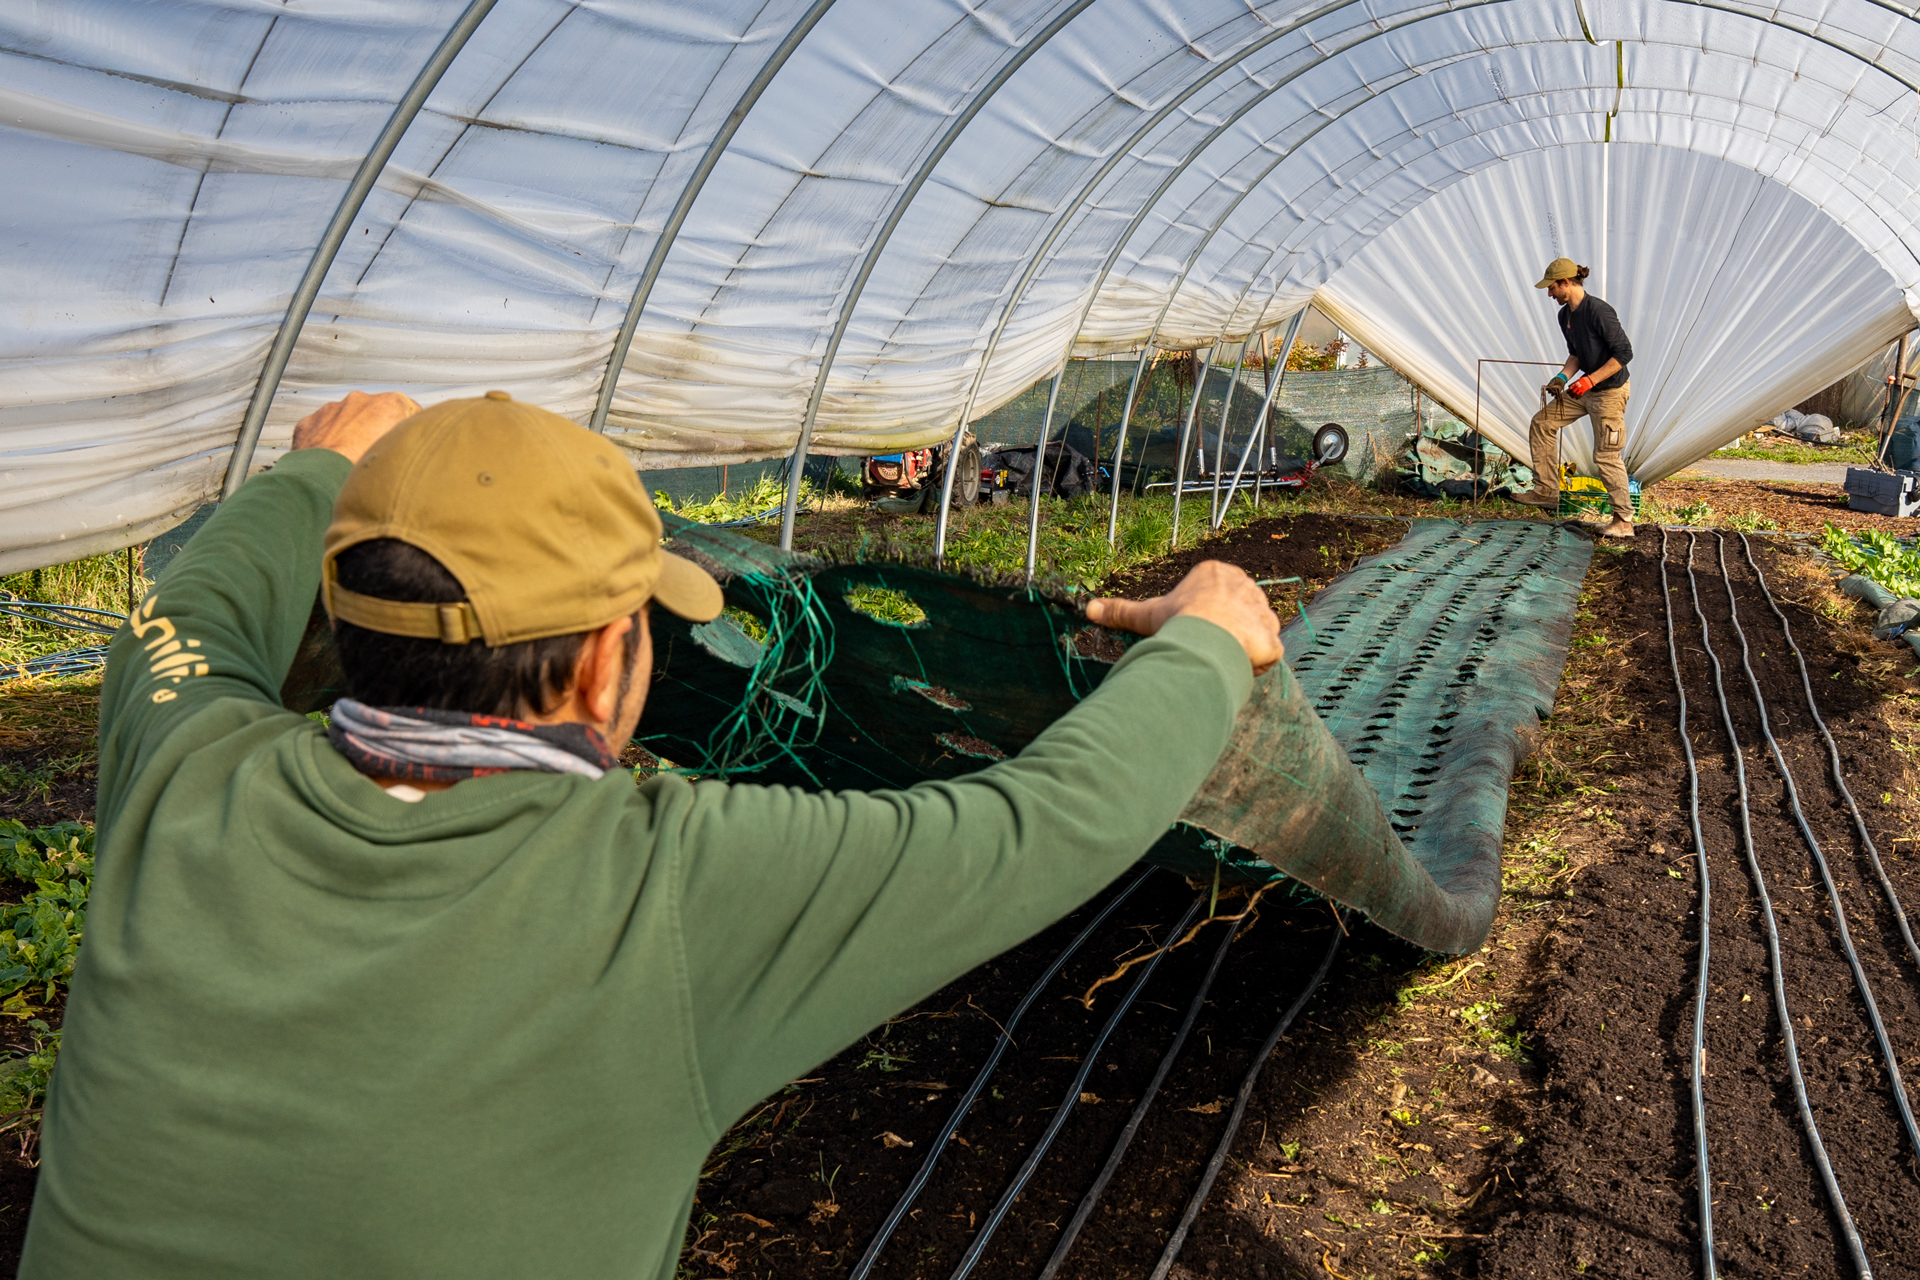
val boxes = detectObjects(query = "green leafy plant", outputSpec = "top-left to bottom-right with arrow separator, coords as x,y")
1673,499 -> 1714,526
0,820 -> 95,1156
1725,510 -> 1780,532
1822,523 -> 1920,598
0,820 -> 93,1010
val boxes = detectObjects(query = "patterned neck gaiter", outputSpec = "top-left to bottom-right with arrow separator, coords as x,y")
326,699 -> 619,783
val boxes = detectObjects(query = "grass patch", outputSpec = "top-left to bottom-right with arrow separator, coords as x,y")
843,585 -> 928,628
655,471 -> 859,528
1711,435 -> 1874,466
0,550 -> 146,668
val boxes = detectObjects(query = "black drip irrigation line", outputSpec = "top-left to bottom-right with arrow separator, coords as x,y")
1737,533 -> 1920,979
1037,897 -> 1251,1280
946,892 -> 1208,1280
1684,533 -> 1873,1276
847,867 -> 1156,1280
1659,528 -> 1719,1279
0,591 -> 126,683
1148,912 -> 1346,1280
1714,535 -> 1920,1170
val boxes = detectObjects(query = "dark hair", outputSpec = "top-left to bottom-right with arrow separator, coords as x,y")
1570,265 -> 1590,283
332,539 -> 637,717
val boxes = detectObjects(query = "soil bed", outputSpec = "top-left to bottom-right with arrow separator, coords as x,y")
1476,530 -> 1920,1277
1649,472 -> 1903,535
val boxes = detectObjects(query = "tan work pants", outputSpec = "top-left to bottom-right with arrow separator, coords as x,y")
1528,382 -> 1631,520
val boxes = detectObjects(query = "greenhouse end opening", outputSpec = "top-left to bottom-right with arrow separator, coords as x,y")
5,3 -> 1920,1279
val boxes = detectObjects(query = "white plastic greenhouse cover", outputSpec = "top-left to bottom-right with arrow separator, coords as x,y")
4,0 -> 1919,570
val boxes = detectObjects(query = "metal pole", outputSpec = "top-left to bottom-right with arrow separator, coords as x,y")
1235,312 -> 1303,517
1106,346 -> 1156,544
1025,366 -> 1068,582
1208,340 -> 1246,527
1170,343 -> 1218,551
221,0 -> 498,499
932,0 -> 1378,566
778,0 -> 1096,549
596,0 -> 838,443
1882,330 -> 1916,470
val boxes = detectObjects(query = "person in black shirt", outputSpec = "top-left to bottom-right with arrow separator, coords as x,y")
1513,257 -> 1635,538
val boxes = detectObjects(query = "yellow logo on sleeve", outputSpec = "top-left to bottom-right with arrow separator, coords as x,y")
129,596 -> 208,704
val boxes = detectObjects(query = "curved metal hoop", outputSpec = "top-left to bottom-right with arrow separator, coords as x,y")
589,0 -> 840,434
221,0 -> 498,499
776,0 -> 1101,548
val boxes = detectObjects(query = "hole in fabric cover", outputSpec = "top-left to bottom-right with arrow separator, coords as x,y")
935,732 -> 1006,761
845,584 -> 929,628
691,616 -> 766,668
891,675 -> 971,712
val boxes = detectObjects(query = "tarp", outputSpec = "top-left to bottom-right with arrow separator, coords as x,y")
4,1 -> 1919,569
627,513 -> 1589,954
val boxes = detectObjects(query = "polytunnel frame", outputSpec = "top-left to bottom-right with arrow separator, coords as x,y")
915,0 -> 1920,561
587,0 -> 840,435
219,0 -> 498,500
209,0 -> 1920,513
774,0 -> 1105,549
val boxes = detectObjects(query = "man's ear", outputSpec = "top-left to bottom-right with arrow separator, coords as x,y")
579,616 -> 635,725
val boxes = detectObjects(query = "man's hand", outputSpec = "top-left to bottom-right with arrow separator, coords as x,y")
1567,374 -> 1594,398
290,391 -> 422,465
1086,560 -> 1283,675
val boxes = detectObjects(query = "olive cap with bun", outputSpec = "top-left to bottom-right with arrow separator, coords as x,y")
1534,256 -> 1582,288
321,391 -> 723,645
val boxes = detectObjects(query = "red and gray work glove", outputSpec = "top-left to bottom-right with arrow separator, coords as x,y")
1566,374 -> 1595,397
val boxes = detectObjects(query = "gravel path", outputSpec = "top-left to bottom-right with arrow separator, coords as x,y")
1684,457 -> 1851,484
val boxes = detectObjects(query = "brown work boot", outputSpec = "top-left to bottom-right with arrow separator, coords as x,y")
1600,518 -> 1635,539
1510,487 -> 1559,509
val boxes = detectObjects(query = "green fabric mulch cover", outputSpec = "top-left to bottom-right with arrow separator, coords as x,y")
638,514 -> 1591,955
1186,519 -> 1592,953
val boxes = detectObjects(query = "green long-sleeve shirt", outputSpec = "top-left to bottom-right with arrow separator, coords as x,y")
22,447 -> 1252,1279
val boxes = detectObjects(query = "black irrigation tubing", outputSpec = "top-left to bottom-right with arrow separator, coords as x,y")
1659,528 -> 1719,1279
1737,532 -> 1920,978
1,646 -> 112,682
1684,532 -> 1873,1276
947,892 -> 1209,1280
847,866 -> 1156,1280
1036,897 -> 1251,1280
1148,911 -> 1346,1280
0,593 -> 126,636
1714,535 -> 1920,1170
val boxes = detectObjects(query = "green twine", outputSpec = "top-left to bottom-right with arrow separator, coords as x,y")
652,568 -> 836,783
1254,576 -> 1317,645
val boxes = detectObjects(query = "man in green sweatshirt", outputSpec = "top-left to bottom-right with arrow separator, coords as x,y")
23,390 -> 1278,1278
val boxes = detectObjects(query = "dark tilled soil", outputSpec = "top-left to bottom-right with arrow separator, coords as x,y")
1477,530 -> 1920,1278
0,680 -> 99,828
1098,511 -> 1406,604
1651,473 -> 1906,535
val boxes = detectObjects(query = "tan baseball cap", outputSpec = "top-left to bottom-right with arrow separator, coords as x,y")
1534,257 -> 1580,288
322,391 -> 722,645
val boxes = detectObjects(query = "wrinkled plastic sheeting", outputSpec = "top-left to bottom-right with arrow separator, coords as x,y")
1187,521 -> 1593,953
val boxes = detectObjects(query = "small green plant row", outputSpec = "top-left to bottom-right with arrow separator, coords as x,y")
1822,523 -> 1920,599
0,820 -> 95,1140
1640,495 -> 1778,531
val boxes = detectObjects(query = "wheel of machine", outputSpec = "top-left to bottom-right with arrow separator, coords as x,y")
1313,422 -> 1349,464
955,441 -> 982,505
932,442 -> 983,507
